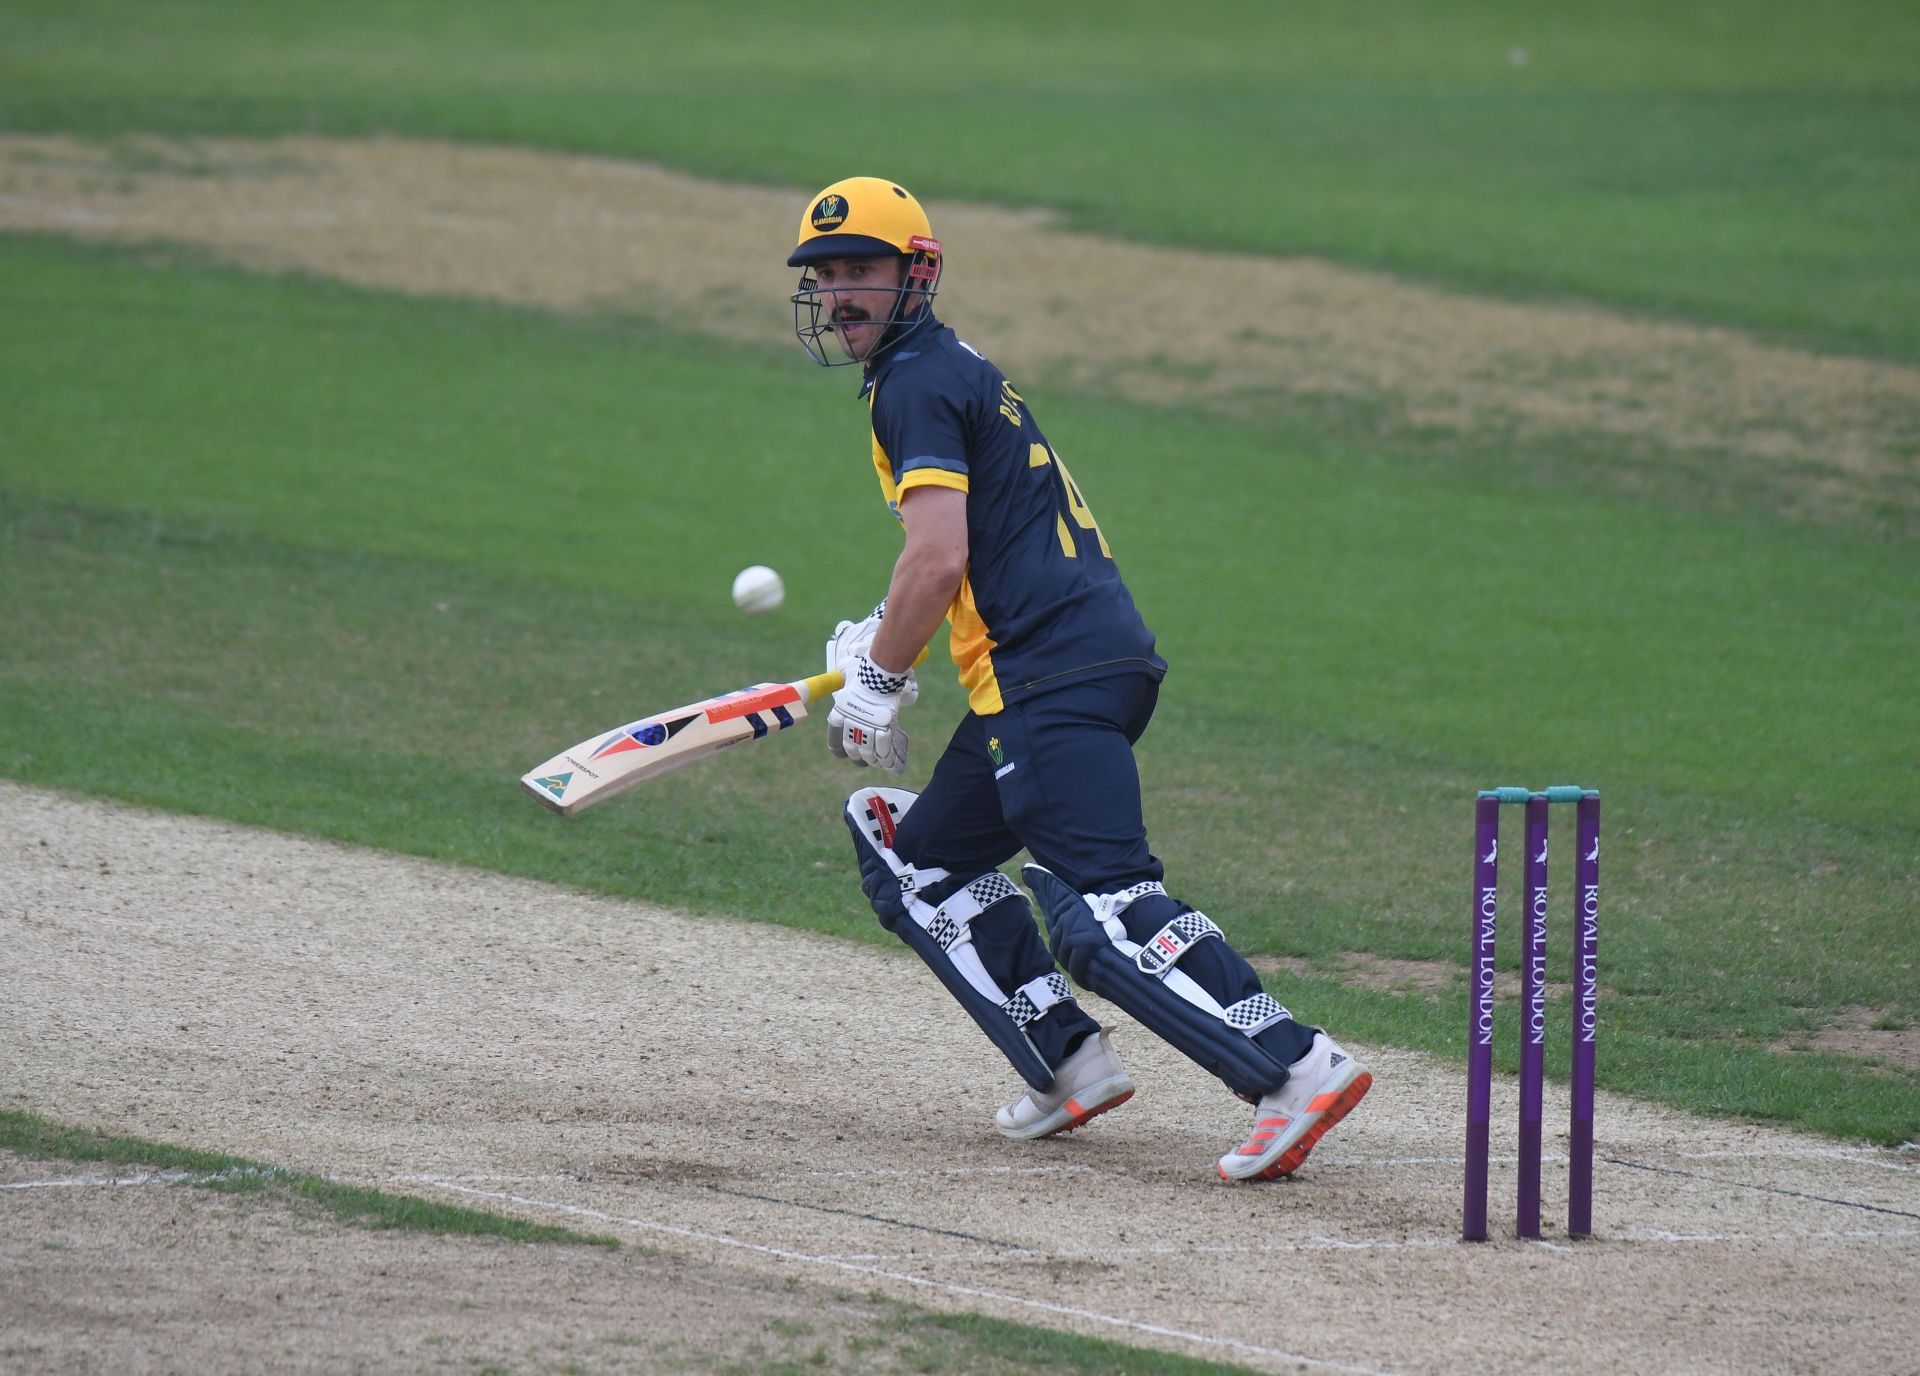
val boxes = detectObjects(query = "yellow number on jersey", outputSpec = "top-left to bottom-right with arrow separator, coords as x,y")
999,380 -> 1026,427
1034,444 -> 1112,559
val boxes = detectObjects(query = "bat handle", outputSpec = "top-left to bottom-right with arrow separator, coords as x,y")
796,646 -> 930,703
798,669 -> 845,701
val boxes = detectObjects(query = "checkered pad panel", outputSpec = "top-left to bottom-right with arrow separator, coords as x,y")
1003,972 -> 1074,1026
922,871 -> 1021,951
1223,993 -> 1290,1034
1168,911 -> 1220,944
967,871 -> 1019,909
925,912 -> 964,951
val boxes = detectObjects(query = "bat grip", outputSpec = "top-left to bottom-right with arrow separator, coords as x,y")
799,669 -> 844,701
798,646 -> 930,702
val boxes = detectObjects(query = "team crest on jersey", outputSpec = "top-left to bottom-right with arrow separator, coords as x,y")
988,737 -> 1005,766
811,194 -> 848,231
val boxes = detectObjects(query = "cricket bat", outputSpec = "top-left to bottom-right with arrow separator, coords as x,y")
519,649 -> 926,816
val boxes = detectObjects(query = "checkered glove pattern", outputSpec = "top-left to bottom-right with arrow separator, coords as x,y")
827,650 -> 913,774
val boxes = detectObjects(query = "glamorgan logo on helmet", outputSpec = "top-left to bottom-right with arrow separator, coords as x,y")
788,176 -> 934,264
811,194 -> 848,231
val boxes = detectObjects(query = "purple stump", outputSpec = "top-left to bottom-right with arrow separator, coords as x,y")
1464,794 -> 1501,1242
1568,793 -> 1600,1237
1517,796 -> 1550,1238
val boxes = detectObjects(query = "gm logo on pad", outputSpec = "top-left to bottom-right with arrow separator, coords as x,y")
811,193 -> 848,230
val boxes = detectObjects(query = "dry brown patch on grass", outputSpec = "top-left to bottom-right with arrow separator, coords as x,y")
1256,950 -> 1596,1003
1774,1006 -> 1920,1073
4,133 -> 1918,525
1255,950 -> 1467,997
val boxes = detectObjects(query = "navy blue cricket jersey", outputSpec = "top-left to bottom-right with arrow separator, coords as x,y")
861,312 -> 1165,714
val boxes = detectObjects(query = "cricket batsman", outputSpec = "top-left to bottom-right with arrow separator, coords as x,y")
789,177 -> 1371,1179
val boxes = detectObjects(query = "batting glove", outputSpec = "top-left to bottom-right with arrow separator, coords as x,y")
827,651 -> 913,774
825,602 -> 913,729
826,601 -> 887,673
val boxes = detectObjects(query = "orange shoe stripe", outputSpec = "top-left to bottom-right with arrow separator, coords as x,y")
1259,1072 -> 1373,1179
1038,1088 -> 1134,1139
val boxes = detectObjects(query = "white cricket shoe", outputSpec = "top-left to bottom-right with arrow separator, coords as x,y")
995,1030 -> 1136,1140
1217,1031 -> 1372,1181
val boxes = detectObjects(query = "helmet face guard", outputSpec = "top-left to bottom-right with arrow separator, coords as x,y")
790,236 -> 943,367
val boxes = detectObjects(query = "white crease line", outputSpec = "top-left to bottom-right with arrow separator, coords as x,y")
1260,1147 -> 1920,1176
3,1168 -> 277,1190
535,1143 -> 1919,1185
417,1178 -> 1402,1376
1614,1225 -> 1920,1246
385,1173 -> 577,1185
748,1224 -> 1920,1267
1054,1237 -> 1460,1258
800,1164 -> 1098,1180
1650,1148 -> 1920,1174
810,1248 -> 1026,1264
4,1173 -> 187,1190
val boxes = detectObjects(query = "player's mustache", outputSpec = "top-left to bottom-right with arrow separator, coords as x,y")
832,306 -> 872,324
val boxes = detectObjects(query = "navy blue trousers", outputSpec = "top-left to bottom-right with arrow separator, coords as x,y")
891,671 -> 1310,1074
893,673 -> 1164,893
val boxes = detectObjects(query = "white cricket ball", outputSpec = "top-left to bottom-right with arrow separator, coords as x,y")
731,564 -> 785,614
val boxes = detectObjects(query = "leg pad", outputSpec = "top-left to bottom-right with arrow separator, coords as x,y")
1025,862 -> 1291,1100
847,788 -> 1069,1091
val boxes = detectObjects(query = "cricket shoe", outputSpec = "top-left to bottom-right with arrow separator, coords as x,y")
1217,1031 -> 1372,1181
995,1030 -> 1136,1140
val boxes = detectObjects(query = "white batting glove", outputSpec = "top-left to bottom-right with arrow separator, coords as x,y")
826,601 -> 887,673
827,652 -> 913,774
825,602 -> 916,743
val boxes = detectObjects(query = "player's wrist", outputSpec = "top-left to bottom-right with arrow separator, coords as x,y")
853,651 -> 912,696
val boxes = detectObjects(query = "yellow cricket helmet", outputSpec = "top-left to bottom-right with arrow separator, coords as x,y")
787,176 -> 944,367
787,176 -> 936,266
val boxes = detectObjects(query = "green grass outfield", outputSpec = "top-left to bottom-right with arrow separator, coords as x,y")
3,0 -> 1918,362
4,237 -> 1916,1142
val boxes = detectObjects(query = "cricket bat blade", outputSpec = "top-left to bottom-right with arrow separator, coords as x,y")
520,669 -> 844,816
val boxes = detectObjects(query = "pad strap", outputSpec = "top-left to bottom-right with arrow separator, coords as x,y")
1224,992 -> 1290,1035
925,871 -> 1020,951
1135,910 -> 1223,977
1025,863 -> 1290,1099
1081,878 -> 1289,1038
1004,972 -> 1074,1027
1088,880 -> 1167,936
1086,885 -> 1244,1030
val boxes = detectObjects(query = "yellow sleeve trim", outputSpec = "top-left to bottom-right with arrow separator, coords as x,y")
898,469 -> 970,495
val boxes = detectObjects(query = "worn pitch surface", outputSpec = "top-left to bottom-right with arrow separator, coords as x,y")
4,782 -> 1916,1374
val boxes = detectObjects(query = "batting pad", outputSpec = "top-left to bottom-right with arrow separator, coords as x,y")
845,788 -> 1069,1092
1023,862 -> 1291,1100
